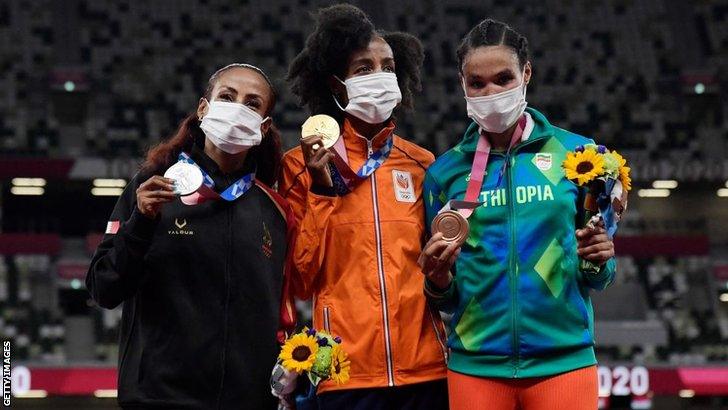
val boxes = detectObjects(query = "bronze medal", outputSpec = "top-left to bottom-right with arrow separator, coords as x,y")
431,210 -> 469,245
301,114 -> 340,151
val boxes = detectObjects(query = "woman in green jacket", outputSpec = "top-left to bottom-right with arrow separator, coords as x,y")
419,18 -> 617,410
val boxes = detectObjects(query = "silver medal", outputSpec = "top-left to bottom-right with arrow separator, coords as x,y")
164,162 -> 203,196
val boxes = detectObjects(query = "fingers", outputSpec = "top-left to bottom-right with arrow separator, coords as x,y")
576,225 -> 605,238
437,241 -> 460,265
143,196 -> 176,204
419,233 -> 447,269
419,236 -> 460,275
577,240 -> 614,259
309,148 -> 333,169
137,175 -> 177,218
577,232 -> 609,248
138,200 -> 161,218
421,237 -> 451,262
448,248 -> 461,266
305,147 -> 334,188
424,245 -> 460,290
582,249 -> 614,264
138,184 -> 177,202
138,175 -> 175,194
576,226 -> 607,251
142,190 -> 178,201
577,221 -> 613,264
301,136 -> 324,162
577,227 -> 614,265
421,232 -> 444,254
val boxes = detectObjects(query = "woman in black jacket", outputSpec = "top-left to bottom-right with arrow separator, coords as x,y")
86,63 -> 296,409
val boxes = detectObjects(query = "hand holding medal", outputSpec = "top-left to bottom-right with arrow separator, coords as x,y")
300,115 -> 340,188
418,232 -> 460,290
135,175 -> 178,218
135,161 -> 204,218
299,113 -> 395,195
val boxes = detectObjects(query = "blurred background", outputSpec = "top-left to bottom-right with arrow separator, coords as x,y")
1,0 -> 727,408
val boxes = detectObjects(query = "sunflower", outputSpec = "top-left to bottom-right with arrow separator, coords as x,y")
329,344 -> 351,385
610,150 -> 632,192
562,148 -> 605,186
278,333 -> 319,373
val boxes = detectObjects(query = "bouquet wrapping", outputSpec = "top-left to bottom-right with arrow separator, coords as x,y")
562,144 -> 631,274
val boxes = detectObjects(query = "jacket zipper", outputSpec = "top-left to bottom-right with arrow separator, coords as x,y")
428,306 -> 448,363
498,137 -> 542,378
367,138 -> 395,387
505,152 -> 520,378
323,306 -> 331,333
216,190 -> 233,408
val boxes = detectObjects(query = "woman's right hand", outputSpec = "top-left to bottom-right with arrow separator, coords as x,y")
300,136 -> 334,188
136,175 -> 177,218
418,232 -> 461,289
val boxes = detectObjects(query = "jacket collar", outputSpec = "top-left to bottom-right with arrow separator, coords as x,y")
189,140 -> 256,184
341,117 -> 396,156
459,107 -> 554,153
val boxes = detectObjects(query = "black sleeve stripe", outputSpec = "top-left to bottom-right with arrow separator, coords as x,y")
393,144 -> 427,172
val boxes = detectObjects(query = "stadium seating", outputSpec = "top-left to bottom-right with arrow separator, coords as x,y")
1,0 -> 726,156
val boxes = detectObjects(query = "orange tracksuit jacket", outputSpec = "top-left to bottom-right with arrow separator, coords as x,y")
280,119 -> 448,394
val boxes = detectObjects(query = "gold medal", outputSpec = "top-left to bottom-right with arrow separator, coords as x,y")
431,210 -> 469,245
301,114 -> 340,150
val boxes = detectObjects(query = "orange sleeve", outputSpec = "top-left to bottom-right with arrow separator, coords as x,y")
279,151 -> 339,300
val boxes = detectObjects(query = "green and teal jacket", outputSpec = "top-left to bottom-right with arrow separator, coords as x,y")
423,108 -> 616,379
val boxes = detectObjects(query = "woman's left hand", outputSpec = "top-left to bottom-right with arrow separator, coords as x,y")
575,225 -> 614,266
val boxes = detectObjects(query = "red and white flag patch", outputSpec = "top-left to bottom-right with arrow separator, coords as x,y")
105,221 -> 120,234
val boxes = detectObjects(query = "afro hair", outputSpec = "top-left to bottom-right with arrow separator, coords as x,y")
287,4 -> 424,123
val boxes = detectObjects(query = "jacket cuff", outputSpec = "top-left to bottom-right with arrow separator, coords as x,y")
310,183 -> 337,197
424,277 -> 455,301
582,259 -> 612,281
124,208 -> 159,240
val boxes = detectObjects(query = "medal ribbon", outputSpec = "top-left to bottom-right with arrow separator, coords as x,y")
178,152 -> 255,201
442,115 -> 527,218
326,132 -> 395,196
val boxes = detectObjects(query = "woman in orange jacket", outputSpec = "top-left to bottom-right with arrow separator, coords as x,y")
279,4 -> 448,409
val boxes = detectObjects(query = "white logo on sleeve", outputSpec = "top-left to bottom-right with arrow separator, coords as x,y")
392,170 -> 415,203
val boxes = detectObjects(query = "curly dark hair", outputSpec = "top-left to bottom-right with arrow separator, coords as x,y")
456,18 -> 529,72
287,4 -> 424,123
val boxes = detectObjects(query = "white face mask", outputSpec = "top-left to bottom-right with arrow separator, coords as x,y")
463,72 -> 528,133
333,72 -> 402,124
199,99 -> 269,154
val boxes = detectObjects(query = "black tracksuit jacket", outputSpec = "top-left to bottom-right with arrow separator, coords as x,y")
86,146 -> 291,409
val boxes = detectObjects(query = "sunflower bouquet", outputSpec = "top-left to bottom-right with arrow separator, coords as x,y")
271,327 -> 351,405
562,143 -> 631,274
